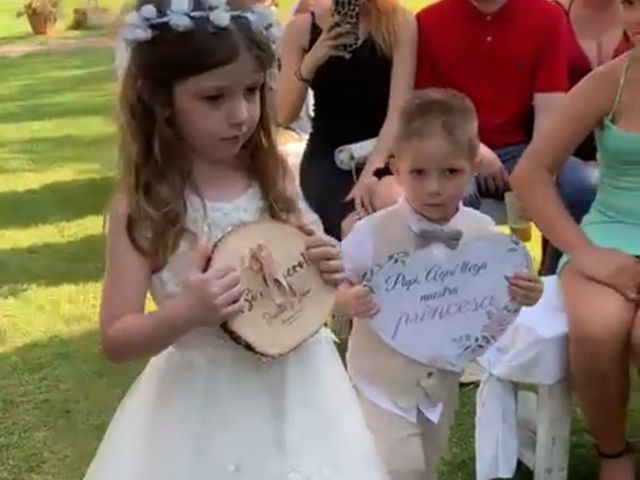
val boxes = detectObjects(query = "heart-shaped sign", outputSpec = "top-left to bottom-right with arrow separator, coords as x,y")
364,232 -> 531,371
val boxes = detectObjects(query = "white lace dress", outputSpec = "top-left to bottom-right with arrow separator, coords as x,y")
83,185 -> 389,480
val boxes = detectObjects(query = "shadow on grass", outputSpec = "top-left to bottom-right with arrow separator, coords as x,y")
0,28 -> 110,47
0,233 -> 105,290
0,33 -> 33,47
0,93 -> 114,125
0,132 -> 117,175
0,48 -> 116,125
0,49 -> 119,176
0,330 -> 142,478
0,48 -> 113,84
0,176 -> 113,229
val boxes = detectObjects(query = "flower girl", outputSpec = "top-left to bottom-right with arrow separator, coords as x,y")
83,1 -> 390,478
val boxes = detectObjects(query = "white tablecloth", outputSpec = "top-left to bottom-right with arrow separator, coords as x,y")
475,276 -> 568,480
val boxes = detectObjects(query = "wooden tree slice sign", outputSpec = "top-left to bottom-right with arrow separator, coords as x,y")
210,220 -> 336,358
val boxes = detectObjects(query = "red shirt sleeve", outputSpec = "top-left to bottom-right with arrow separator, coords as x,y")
533,6 -> 570,93
414,10 -> 439,90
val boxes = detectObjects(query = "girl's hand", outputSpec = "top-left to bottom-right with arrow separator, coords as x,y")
179,243 -> 245,327
300,18 -> 355,79
569,245 -> 640,302
299,224 -> 345,286
507,271 -> 543,307
338,284 -> 379,318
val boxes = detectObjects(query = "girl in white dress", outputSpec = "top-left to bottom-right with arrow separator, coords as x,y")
84,1 -> 390,479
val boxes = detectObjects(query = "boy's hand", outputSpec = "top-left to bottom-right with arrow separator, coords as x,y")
338,284 -> 379,318
507,271 -> 543,307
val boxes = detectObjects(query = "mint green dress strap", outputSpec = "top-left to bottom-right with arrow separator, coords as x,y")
607,55 -> 632,122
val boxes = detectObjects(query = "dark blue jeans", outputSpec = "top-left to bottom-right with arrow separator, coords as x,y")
463,143 -> 597,273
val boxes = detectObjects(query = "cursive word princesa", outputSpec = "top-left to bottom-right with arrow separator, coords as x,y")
391,294 -> 498,340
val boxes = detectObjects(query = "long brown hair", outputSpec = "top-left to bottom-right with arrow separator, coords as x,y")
117,0 -> 298,266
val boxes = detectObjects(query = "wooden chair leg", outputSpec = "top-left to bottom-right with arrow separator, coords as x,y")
533,382 -> 572,480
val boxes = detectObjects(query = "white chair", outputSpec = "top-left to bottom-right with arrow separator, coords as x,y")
516,382 -> 572,480
475,276 -> 571,480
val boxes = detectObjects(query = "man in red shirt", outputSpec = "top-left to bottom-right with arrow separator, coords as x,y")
415,0 -> 597,272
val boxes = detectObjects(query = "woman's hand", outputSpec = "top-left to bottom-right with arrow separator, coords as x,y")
346,171 -> 379,216
299,224 -> 345,286
178,243 -> 245,327
569,245 -> 640,302
346,152 -> 389,215
507,271 -> 543,307
299,19 -> 355,80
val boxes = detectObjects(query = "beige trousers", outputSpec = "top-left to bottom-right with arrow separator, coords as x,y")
358,375 -> 459,480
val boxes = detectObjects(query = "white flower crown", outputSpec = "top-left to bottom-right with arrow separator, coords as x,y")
120,0 -> 277,48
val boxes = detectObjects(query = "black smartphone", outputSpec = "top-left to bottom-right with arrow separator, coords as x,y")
332,0 -> 360,54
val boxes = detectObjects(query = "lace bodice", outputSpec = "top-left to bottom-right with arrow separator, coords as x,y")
150,184 -> 265,304
150,184 -> 323,308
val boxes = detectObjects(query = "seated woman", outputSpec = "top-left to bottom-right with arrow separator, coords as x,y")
556,0 -> 632,161
277,0 -> 416,239
511,6 -> 640,477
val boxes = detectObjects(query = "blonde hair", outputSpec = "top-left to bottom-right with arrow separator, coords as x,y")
397,88 -> 480,160
366,0 -> 402,57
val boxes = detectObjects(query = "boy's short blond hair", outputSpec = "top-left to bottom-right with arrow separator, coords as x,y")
396,88 -> 480,161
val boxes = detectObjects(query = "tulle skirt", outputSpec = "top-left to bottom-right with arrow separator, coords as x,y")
83,328 -> 389,480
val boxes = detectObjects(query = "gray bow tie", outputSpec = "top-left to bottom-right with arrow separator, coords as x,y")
413,228 -> 463,250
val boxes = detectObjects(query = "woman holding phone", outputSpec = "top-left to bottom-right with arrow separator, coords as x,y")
277,0 -> 416,239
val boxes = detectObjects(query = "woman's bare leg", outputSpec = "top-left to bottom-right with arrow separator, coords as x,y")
560,265 -> 636,479
628,310 -> 640,375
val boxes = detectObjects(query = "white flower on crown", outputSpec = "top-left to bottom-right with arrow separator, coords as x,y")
117,0 -> 277,50
168,13 -> 194,31
209,9 -> 231,28
124,10 -> 144,26
139,4 -> 158,20
170,0 -> 193,14
120,10 -> 154,44
205,0 -> 227,9
249,4 -> 274,30
121,23 -> 154,43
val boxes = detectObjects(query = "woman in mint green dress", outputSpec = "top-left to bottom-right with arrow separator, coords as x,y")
511,5 -> 640,478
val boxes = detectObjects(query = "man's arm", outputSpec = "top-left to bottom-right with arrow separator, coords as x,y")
532,6 -> 570,139
414,10 -> 439,90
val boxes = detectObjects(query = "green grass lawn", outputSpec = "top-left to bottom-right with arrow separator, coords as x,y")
0,47 -> 143,480
2,19 -> 640,480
